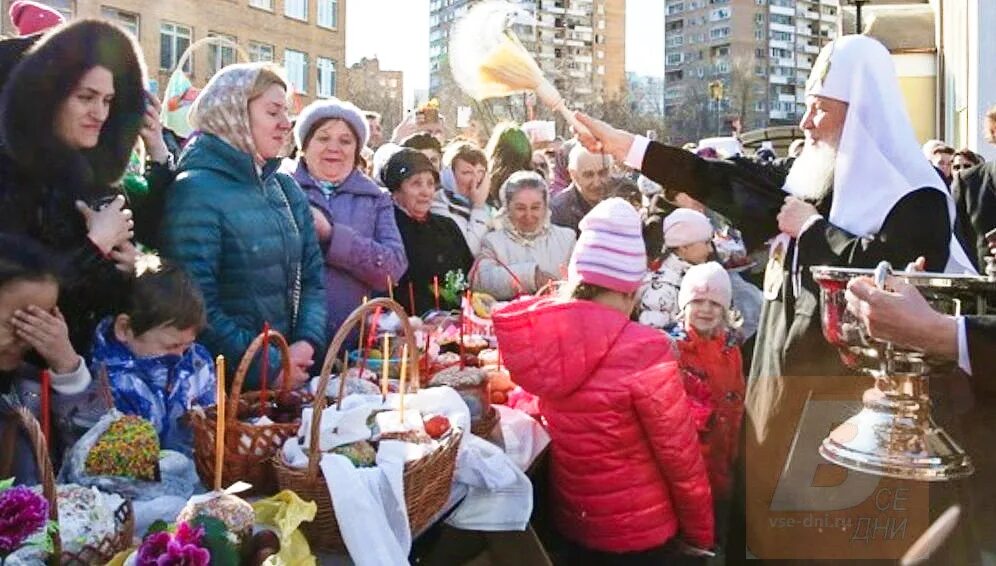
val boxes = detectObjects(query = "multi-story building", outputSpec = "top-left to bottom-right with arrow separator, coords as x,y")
343,56 -> 404,129
2,0 -> 347,108
662,0 -> 838,134
429,0 -> 625,103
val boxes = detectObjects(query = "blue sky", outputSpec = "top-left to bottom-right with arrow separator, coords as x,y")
345,0 -> 665,109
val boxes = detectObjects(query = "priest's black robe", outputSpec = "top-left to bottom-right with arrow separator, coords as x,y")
637,141 -> 954,379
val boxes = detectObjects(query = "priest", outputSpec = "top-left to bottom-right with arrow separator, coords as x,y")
574,35 -> 975,380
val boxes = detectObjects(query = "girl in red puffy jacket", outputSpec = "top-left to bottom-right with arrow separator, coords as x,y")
494,198 -> 714,565
676,262 -> 745,549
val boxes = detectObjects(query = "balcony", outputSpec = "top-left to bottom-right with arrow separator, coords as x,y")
769,74 -> 790,85
771,22 -> 795,34
769,4 -> 794,17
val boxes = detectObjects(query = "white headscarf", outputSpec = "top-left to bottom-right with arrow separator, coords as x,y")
804,35 -> 974,274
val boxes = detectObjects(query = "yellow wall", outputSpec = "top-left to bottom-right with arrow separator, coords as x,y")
897,75 -> 937,144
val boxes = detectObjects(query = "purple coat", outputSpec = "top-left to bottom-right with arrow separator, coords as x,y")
290,162 -> 408,338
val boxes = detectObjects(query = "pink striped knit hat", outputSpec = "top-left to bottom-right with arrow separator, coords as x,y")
568,197 -> 647,293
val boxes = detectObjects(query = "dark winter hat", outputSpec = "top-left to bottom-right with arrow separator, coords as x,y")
9,0 -> 64,37
380,148 -> 440,192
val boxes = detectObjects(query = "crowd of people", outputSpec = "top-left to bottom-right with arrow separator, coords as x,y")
2,4 -> 996,564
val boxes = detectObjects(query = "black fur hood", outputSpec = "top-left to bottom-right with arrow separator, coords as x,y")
0,19 -> 147,199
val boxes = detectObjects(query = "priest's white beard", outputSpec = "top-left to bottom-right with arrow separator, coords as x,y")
783,143 -> 837,202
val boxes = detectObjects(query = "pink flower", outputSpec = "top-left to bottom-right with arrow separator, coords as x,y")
0,485 -> 48,555
135,522 -> 209,566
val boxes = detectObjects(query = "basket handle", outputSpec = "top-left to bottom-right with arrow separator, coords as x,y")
306,298 -> 419,482
228,330 -> 293,423
0,406 -> 61,563
468,254 -> 524,298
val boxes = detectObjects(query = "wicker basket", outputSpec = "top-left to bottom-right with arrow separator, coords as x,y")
273,297 -> 462,552
1,407 -> 134,566
471,405 -> 501,438
190,329 -> 310,495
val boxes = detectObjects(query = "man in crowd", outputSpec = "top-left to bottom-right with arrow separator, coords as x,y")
550,144 -> 612,235
924,139 -> 956,187
952,105 -> 996,268
364,110 -> 383,149
401,132 -> 443,172
573,34 -> 974,380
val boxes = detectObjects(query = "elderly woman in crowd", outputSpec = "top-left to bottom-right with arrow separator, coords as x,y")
475,171 -> 576,300
383,148 -> 473,313
0,20 -> 147,353
433,141 -> 491,255
288,98 -> 407,339
162,63 -> 327,389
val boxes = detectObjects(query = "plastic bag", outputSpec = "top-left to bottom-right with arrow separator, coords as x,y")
252,490 -> 318,566
58,409 -> 199,501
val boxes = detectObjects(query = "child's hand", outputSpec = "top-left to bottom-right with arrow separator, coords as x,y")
12,306 -> 79,374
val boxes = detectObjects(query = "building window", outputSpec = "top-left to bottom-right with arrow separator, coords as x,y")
249,0 -> 272,9
666,35 -> 684,48
317,57 -> 336,98
39,0 -> 71,19
771,14 -> 794,26
160,22 -> 192,73
710,8 -> 730,21
101,7 -> 139,38
285,0 -> 307,21
249,41 -> 274,62
771,31 -> 792,42
208,33 -> 237,76
666,2 -> 684,15
318,0 -> 338,29
284,49 -> 308,93
666,52 -> 684,66
755,100 -> 766,111
717,61 -> 730,74
709,26 -> 730,39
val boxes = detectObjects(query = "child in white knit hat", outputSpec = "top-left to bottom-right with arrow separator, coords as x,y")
676,261 -> 745,550
638,208 -> 715,333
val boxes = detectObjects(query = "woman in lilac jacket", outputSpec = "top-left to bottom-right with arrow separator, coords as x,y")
288,99 -> 407,339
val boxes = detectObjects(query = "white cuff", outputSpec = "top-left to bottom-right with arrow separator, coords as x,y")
957,316 -> 972,375
49,356 -> 92,395
799,214 -> 824,236
624,135 -> 651,170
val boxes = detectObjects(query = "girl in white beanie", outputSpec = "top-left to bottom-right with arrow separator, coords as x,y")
676,261 -> 745,550
638,208 -> 715,333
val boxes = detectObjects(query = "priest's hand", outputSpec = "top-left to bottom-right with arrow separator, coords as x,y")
845,276 -> 958,359
777,196 -> 820,238
572,112 -> 635,163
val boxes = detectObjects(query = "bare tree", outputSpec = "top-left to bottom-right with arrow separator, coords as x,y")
342,58 -> 404,134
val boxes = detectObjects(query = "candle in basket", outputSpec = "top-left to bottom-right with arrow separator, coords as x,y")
387,275 -> 395,302
399,344 -> 409,419
214,354 -> 226,491
433,275 -> 440,311
408,282 -> 416,316
40,369 -> 50,443
260,322 -> 270,418
381,334 -> 390,398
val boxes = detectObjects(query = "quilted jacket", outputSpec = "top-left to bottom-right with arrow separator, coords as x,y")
677,327 -> 745,500
161,133 -> 327,388
493,297 -> 714,552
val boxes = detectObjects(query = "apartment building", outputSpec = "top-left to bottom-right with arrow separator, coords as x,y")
2,0 -> 347,107
429,0 -> 625,102
663,0 -> 838,130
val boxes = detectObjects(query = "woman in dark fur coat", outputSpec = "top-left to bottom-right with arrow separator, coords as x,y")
0,19 -> 148,353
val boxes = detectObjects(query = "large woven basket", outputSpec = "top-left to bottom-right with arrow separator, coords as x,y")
0,407 -> 134,566
273,297 -> 462,552
190,329 -> 311,495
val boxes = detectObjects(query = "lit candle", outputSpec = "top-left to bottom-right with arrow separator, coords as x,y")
387,276 -> 395,302
408,282 -> 416,316
433,276 -> 440,311
214,355 -> 226,492
381,334 -> 390,399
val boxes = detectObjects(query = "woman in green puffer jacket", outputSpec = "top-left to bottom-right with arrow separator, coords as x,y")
161,63 -> 326,390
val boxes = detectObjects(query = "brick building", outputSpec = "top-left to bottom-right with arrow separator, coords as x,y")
1,0 -> 346,107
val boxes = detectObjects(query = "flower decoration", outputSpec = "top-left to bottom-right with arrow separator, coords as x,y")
135,521 -> 210,566
0,478 -> 51,561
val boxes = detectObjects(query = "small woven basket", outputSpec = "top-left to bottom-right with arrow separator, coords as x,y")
1,406 -> 134,566
190,329 -> 311,495
273,297 -> 462,552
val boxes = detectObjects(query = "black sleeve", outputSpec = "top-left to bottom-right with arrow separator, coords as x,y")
639,141 -> 787,250
130,160 -> 176,250
966,316 -> 996,395
954,164 -> 996,269
796,188 -> 952,271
